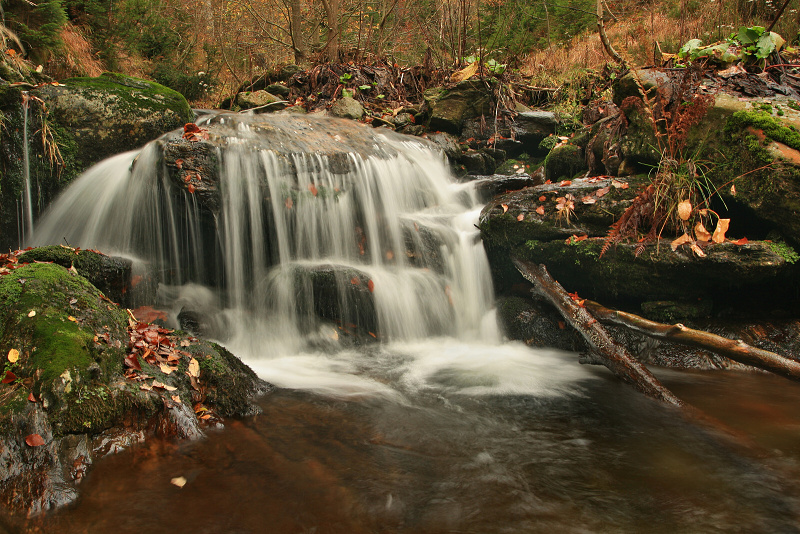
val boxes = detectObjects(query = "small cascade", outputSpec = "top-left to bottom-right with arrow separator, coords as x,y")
32,113 -> 497,359
20,92 -> 33,246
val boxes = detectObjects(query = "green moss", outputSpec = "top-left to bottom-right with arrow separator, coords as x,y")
725,110 -> 800,150
63,73 -> 193,121
768,241 -> 800,264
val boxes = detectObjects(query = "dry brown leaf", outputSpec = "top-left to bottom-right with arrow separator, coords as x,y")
159,363 -> 175,375
712,218 -> 730,243
517,213 -> 524,221
690,243 -> 707,257
730,184 -> 737,196
450,61 -> 480,83
27,310 -> 36,318
501,204 -> 508,213
671,233 -> 693,251
171,476 -> 187,488
25,434 -> 45,447
694,222 -> 712,242
188,357 -> 200,378
677,200 -> 692,221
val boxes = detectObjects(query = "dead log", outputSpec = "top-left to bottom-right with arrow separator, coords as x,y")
512,258 -> 681,406
584,300 -> 800,382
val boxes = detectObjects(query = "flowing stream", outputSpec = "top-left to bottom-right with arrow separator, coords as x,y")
23,114 -> 800,532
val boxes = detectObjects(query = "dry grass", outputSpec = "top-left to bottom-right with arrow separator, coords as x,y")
47,24 -> 105,78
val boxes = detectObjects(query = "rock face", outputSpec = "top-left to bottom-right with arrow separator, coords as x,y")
0,73 -> 193,252
0,250 -> 269,517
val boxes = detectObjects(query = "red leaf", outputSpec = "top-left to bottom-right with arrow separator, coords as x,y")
350,277 -> 360,285
535,206 -> 545,216
733,237 -> 749,245
538,196 -> 547,202
124,354 -> 142,370
25,434 -> 45,447
308,184 -> 318,196
28,392 -> 37,402
559,180 -> 572,187
367,280 -> 375,292
2,370 -> 17,384
187,184 -> 196,194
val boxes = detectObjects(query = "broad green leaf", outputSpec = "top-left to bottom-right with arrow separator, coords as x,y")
678,39 -> 703,59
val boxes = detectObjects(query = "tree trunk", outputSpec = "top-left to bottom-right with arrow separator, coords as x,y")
321,0 -> 340,62
583,300 -> 800,382
512,258 -> 682,406
290,0 -> 306,63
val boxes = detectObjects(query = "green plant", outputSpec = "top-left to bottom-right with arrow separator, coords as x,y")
339,72 -> 353,84
768,241 -> 800,264
341,88 -> 353,98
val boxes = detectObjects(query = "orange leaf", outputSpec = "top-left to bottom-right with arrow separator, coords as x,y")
187,184 -> 196,194
367,280 -> 375,292
677,200 -> 692,221
25,434 -> 45,447
671,233 -> 693,251
712,218 -> 730,243
538,196 -> 547,202
559,180 -> 572,187
517,214 -> 524,221
28,392 -> 37,402
308,184 -> 318,196
501,204 -> 508,213
285,197 -> 293,210
350,277 -> 360,285
694,222 -> 712,242
535,206 -> 545,216
557,321 -> 566,330
733,237 -> 749,245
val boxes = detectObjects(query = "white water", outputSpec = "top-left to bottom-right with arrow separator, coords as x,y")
20,94 -> 33,246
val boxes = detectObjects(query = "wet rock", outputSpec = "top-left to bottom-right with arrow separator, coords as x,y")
266,83 -> 291,98
427,131 -> 462,160
511,111 -> 559,151
329,96 -> 364,120
473,174 -> 538,202
425,80 -> 493,135
496,296 -> 586,351
236,90 -> 284,111
544,143 -> 587,181
0,259 -> 269,516
17,246 -> 132,307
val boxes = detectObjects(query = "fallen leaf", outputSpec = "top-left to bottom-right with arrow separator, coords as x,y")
581,196 -> 597,204
308,184 -> 318,196
171,395 -> 182,404
180,340 -> 191,347
350,277 -> 360,285
610,179 -> 627,189
559,180 -> 572,187
517,214 -> 524,221
385,250 -> 394,260
730,184 -> 737,196
677,200 -> 692,221
694,222 -> 712,242
367,280 -> 375,292
27,310 -> 36,317
690,242 -> 707,257
188,358 -> 200,378
450,61 -> 480,83
595,186 -> 611,198
733,237 -> 749,245
2,370 -> 17,384
7,348 -> 19,363
69,265 -> 78,275
712,218 -> 730,243
171,476 -> 187,488
28,392 -> 37,402
535,206 -> 545,216
124,354 -> 142,370
187,184 -> 196,194
68,316 -> 77,323
501,204 -> 509,213
159,363 -> 175,375
25,434 -> 45,447
671,233 -> 693,251
557,321 -> 566,329
152,380 -> 177,391
538,196 -> 547,202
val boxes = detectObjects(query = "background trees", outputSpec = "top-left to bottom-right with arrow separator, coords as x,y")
1,0 -> 799,105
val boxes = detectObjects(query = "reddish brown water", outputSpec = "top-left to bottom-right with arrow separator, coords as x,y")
11,365 -> 800,534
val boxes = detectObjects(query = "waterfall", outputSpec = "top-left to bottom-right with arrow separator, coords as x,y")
20,93 -> 33,246
32,113 -> 498,359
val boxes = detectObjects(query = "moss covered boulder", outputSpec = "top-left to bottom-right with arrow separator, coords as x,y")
0,252 -> 269,516
425,80 -> 493,135
32,73 -> 193,169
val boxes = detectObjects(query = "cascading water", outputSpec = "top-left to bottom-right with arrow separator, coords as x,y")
19,92 -> 34,246
26,112 -> 800,533
33,113 -> 498,363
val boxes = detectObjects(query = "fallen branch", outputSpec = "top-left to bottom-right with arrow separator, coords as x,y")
584,300 -> 800,382
512,258 -> 681,406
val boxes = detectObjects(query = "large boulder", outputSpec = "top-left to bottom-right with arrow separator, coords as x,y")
0,73 -> 193,252
0,252 -> 268,516
329,96 -> 364,120
425,80 -> 493,134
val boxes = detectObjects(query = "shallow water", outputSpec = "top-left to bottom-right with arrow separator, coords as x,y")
19,342 -> 800,534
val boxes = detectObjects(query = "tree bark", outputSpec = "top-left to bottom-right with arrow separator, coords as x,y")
290,0 -> 306,63
320,0 -> 340,62
584,300 -> 800,382
596,0 -> 625,66
512,258 -> 682,406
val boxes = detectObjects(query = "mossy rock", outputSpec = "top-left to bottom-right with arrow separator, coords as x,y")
513,238 -> 789,304
31,73 -> 192,171
17,246 -> 132,306
427,80 -> 493,135
543,143 -> 586,181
